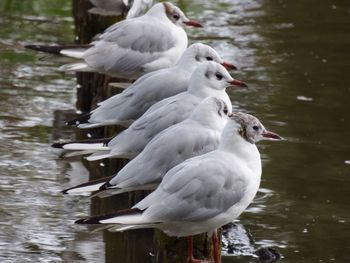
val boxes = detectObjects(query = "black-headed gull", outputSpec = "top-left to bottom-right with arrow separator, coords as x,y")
62,97 -> 230,195
54,61 -> 247,160
89,0 -> 153,18
59,2 -> 202,78
75,112 -> 282,263
67,43 -> 237,129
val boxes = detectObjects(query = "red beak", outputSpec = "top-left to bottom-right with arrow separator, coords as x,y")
222,61 -> 237,70
183,20 -> 203,28
227,79 -> 248,88
262,131 -> 283,140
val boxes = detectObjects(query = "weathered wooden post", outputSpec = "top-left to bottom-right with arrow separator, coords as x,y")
71,1 -> 219,262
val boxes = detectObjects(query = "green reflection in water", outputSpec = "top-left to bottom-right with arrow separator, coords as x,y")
0,0 -> 350,262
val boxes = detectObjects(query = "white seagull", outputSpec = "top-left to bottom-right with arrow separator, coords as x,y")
67,43 -> 237,129
89,0 -> 153,18
63,97 -> 230,196
75,112 -> 282,263
54,62 -> 247,160
59,2 -> 202,78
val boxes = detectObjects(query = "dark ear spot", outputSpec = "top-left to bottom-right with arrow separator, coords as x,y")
163,2 -> 172,15
205,70 -> 210,79
195,55 -> 200,61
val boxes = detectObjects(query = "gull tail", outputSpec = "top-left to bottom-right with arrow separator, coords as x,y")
51,137 -> 112,149
66,113 -> 92,126
90,182 -> 158,199
61,149 -> 99,158
62,175 -> 114,195
86,152 -> 113,161
25,44 -> 90,56
59,62 -> 93,72
75,208 -> 154,227
60,48 -> 86,59
78,122 -> 110,129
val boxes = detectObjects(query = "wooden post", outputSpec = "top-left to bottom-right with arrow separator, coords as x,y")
71,1 -> 218,262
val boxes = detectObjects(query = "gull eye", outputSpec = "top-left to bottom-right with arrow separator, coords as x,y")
223,107 -> 228,114
253,125 -> 259,131
215,72 -> 223,80
206,56 -> 213,61
173,14 -> 180,20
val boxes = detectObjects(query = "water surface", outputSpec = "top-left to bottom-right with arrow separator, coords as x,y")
0,0 -> 349,262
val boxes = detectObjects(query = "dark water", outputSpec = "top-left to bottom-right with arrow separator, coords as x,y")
0,0 -> 349,262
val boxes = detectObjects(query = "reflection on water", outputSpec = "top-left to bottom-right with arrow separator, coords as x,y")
0,0 -> 350,262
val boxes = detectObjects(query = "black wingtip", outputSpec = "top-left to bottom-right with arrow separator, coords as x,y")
66,112 -> 92,126
61,175 -> 113,195
24,44 -> 63,55
75,217 -> 101,224
25,43 -> 92,55
25,44 -> 39,50
99,181 -> 113,191
51,142 -> 65,148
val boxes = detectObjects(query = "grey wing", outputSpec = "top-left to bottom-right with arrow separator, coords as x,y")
89,88 -> 135,125
131,96 -> 196,133
84,19 -> 176,75
111,122 -> 218,188
136,154 -> 248,222
89,69 -> 176,125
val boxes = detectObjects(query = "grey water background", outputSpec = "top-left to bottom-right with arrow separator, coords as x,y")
0,0 -> 349,262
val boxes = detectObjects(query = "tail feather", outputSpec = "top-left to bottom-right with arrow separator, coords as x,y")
25,44 -> 91,55
86,152 -> 113,161
91,183 -> 158,199
59,62 -> 92,72
62,175 -> 114,195
52,137 -> 112,149
66,113 -> 92,126
75,208 -> 143,224
60,48 -> 86,59
63,143 -> 109,151
61,150 -> 99,158
78,122 -> 112,129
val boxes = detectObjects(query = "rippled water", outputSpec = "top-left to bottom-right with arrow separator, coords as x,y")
0,0 -> 349,262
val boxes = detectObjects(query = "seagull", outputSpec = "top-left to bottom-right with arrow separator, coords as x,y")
53,61 -> 247,160
88,0 -> 153,18
62,97 -> 230,196
26,2 -> 202,79
67,43 -> 237,129
75,112 -> 282,263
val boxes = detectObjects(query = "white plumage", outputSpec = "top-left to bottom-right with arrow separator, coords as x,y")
74,43 -> 235,129
59,2 -> 202,79
63,97 -> 230,196
76,113 -> 282,238
85,61 -> 245,160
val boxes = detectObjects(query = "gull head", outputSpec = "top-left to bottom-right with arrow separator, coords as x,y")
230,112 -> 283,144
189,62 -> 247,92
190,97 -> 231,126
162,2 -> 202,27
179,43 -> 237,70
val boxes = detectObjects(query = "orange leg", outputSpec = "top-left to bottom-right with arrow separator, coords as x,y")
187,236 -> 211,263
211,231 -> 221,263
